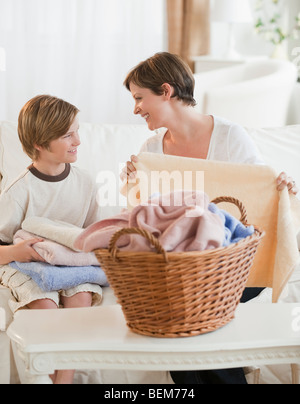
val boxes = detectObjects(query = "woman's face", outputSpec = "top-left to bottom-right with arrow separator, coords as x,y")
129,83 -> 169,131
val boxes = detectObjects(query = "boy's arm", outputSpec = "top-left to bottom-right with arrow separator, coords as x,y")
0,239 -> 46,265
0,191 -> 45,264
0,244 -> 15,265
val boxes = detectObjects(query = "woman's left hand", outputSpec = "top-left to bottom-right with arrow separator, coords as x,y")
276,172 -> 298,195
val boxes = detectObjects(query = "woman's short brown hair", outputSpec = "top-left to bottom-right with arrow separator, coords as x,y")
124,52 -> 196,107
18,95 -> 79,161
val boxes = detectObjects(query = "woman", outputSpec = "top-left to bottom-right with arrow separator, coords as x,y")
121,52 -> 298,384
121,52 -> 297,195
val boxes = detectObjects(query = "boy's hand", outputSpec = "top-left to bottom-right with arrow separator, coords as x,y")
12,238 -> 46,263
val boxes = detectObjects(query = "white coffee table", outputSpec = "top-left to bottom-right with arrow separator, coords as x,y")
7,303 -> 300,384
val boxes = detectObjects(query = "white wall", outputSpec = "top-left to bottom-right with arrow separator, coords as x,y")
210,0 -> 300,68
288,0 -> 300,78
0,0 -> 167,125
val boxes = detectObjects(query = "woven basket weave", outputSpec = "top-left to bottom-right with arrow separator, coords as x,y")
95,196 -> 264,338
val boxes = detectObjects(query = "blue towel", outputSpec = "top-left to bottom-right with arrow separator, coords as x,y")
9,261 -> 109,292
208,203 -> 254,247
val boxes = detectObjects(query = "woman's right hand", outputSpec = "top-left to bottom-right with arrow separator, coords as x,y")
11,239 -> 46,263
120,155 -> 139,182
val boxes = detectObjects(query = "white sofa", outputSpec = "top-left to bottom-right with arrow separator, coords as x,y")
0,120 -> 300,384
288,83 -> 300,125
193,60 -> 298,128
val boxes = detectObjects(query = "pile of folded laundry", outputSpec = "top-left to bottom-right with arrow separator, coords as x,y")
74,190 -> 254,254
9,217 -> 108,292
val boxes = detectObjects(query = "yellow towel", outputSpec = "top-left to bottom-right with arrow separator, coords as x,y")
124,152 -> 300,302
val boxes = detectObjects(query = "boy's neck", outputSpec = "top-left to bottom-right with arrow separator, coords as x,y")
32,161 -> 67,177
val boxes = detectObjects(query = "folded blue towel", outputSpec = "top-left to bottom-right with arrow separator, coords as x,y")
9,261 -> 109,292
208,203 -> 254,246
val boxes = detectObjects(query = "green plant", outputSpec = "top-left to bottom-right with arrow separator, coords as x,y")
254,0 -> 300,45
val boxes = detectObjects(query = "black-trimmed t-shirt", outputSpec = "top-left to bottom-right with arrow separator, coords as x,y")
0,164 -> 101,245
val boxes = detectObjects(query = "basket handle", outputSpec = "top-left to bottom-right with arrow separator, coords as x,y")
108,227 -> 169,263
211,196 -> 248,225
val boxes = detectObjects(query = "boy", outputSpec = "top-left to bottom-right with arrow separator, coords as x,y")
0,95 -> 101,383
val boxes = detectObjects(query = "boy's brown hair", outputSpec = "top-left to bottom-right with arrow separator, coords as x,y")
124,52 -> 196,107
18,95 -> 79,161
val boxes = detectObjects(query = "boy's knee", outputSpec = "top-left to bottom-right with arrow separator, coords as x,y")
61,291 -> 93,308
28,298 -> 58,310
75,291 -> 93,306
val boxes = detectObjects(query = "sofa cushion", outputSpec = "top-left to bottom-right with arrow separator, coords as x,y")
0,121 -> 31,192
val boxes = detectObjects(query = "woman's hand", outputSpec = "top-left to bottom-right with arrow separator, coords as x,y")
11,238 -> 46,263
276,172 -> 298,195
120,155 -> 139,182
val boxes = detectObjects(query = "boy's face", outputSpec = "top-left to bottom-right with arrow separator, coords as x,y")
37,116 -> 81,165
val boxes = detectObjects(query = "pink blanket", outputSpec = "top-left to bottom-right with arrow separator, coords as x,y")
74,191 -> 225,253
14,229 -> 100,266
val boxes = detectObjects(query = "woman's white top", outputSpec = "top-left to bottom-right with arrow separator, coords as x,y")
139,115 -> 264,165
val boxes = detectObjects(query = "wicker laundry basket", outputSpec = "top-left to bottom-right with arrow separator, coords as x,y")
94,196 -> 264,338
